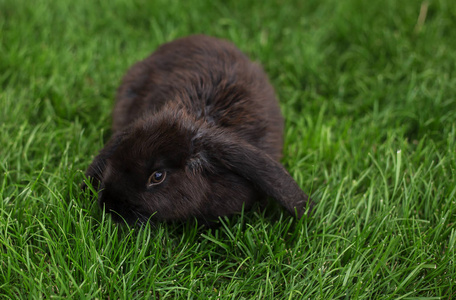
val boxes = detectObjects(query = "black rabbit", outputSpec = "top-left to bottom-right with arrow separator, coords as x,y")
85,35 -> 314,224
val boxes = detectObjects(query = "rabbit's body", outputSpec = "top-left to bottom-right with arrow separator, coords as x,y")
113,35 -> 283,160
86,35 -> 313,224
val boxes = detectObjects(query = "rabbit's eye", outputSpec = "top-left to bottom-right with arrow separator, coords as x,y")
148,170 -> 166,186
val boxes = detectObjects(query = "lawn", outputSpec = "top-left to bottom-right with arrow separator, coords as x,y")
1,0 -> 455,298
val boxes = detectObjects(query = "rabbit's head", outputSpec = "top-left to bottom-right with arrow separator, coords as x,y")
85,104 -> 312,224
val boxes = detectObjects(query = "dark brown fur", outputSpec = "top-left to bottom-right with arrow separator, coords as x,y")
85,35 -> 314,224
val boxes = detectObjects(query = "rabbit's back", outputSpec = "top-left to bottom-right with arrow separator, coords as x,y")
113,35 -> 284,160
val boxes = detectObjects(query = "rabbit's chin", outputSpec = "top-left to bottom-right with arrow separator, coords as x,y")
98,189 -> 150,225
103,206 -> 153,225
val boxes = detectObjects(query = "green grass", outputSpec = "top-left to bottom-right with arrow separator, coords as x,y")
1,0 -> 455,298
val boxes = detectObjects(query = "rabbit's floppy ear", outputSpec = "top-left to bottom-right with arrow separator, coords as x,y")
195,128 -> 314,217
84,132 -> 126,190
